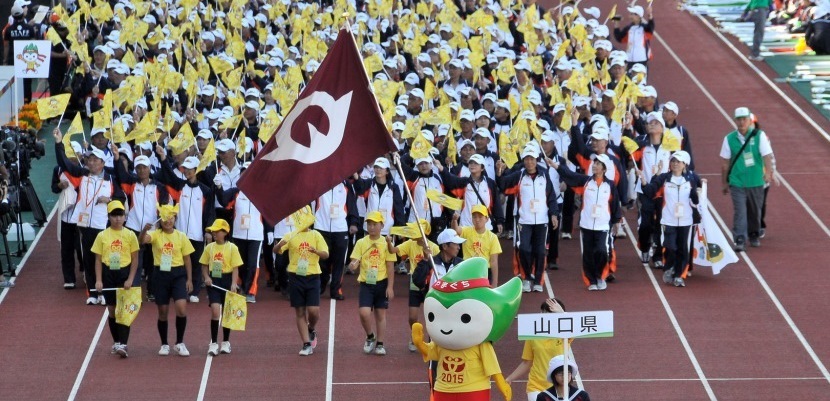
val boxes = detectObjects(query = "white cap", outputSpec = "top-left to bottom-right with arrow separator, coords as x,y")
495,100 -> 510,111
671,150 -> 691,165
527,92 -> 543,106
473,128 -> 491,141
437,228 -> 466,245
663,101 -> 679,115
515,60 -> 531,71
610,58 -> 626,67
594,40 -> 612,51
395,105 -> 408,117
474,109 -> 490,120
646,111 -> 665,127
404,73 -> 420,86
245,100 -> 261,110
627,5 -> 645,17
591,125 -> 610,141
410,88 -> 425,100
537,119 -> 550,131
134,155 -> 151,167
215,139 -> 235,152
421,130 -> 435,143
482,93 -> 497,104
630,63 -> 647,74
541,130 -> 556,142
553,103 -> 566,114
640,85 -> 657,98
591,153 -> 613,170
245,88 -> 261,98
547,355 -> 579,382
457,139 -> 475,154
734,107 -> 751,118
391,121 -> 406,132
521,146 -> 540,159
181,156 -> 200,169
197,129 -> 213,140
521,110 -> 536,120
449,59 -> 463,69
87,148 -> 107,160
583,6 -> 601,19
468,154 -> 485,165
414,155 -> 433,165
602,89 -> 616,98
373,157 -> 390,169
573,96 -> 590,108
460,110 -> 475,121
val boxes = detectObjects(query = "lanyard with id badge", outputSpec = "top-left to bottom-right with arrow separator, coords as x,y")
210,244 -> 228,278
109,252 -> 121,270
159,233 -> 174,272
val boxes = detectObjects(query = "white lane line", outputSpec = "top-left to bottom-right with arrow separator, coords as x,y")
653,32 -> 830,240
325,298 -> 337,401
707,204 -> 830,384
692,16 -> 830,143
67,309 -> 108,401
0,206 -> 58,306
654,30 -> 830,384
620,219 -> 717,400
196,353 -> 214,401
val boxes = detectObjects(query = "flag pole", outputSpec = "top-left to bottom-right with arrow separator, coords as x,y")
344,20 -> 438,274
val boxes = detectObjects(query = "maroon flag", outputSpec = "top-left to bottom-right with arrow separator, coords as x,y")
238,28 -> 397,224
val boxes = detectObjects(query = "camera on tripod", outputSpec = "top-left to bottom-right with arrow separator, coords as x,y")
0,126 -> 46,227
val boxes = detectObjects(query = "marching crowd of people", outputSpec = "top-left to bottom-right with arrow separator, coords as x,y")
0,0 -> 781,397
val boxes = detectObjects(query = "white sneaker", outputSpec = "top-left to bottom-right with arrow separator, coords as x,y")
374,345 -> 386,356
588,284 -> 599,291
208,342 -> 219,356
97,295 -> 106,306
673,277 -> 686,287
663,268 -> 675,284
408,341 -> 417,352
363,337 -> 377,354
299,344 -> 313,356
522,280 -> 531,293
64,283 -> 75,289
158,344 -> 170,356
188,295 -> 199,303
220,341 -> 231,354
175,343 -> 190,357
561,232 -> 572,240
597,279 -> 607,290
111,342 -> 121,354
532,284 -> 543,292
115,344 -> 128,358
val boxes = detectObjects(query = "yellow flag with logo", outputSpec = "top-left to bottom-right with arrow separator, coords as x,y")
410,133 -> 432,160
499,131 -> 519,168
237,131 -> 247,158
208,56 -> 234,75
63,114 -> 84,147
46,27 -> 63,45
222,291 -> 247,331
426,189 -> 463,211
446,132 -> 457,165
259,109 -> 281,143
197,139 -> 216,174
115,287 -> 142,326
36,94 -> 71,119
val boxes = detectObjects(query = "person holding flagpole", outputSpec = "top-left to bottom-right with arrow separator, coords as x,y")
92,200 -> 140,358
352,157 -> 406,237
200,218 -> 242,356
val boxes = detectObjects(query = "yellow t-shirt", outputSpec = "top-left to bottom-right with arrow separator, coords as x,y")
90,227 -> 140,268
397,239 -> 440,273
283,230 -> 328,276
427,342 -> 501,393
522,338 -> 572,392
460,226 -> 502,260
146,229 -> 195,267
199,241 -> 243,274
350,236 -> 396,283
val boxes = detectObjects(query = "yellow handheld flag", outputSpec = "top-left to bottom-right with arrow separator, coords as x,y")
259,109 -> 281,143
621,136 -> 641,155
498,130 -> 519,168
63,114 -> 85,147
222,291 -> 247,331
237,131 -> 247,158
36,94 -> 71,119
390,223 -> 422,239
115,287 -> 142,326
661,130 -> 682,152
606,5 -> 618,22
409,133 -> 432,160
446,132 -> 457,165
197,139 -> 216,174
426,189 -> 463,210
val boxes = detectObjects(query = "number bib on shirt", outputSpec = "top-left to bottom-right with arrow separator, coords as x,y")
743,152 -> 755,167
211,261 -> 223,278
296,258 -> 309,276
240,214 -> 251,230
78,212 -> 90,227
674,203 -> 685,218
591,205 -> 603,218
529,199 -> 540,213
160,254 -> 173,272
329,204 -> 340,218
365,266 -> 378,285
108,253 -> 121,270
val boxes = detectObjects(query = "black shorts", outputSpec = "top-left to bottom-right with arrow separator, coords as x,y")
102,265 -> 130,305
289,273 -> 321,308
408,287 -> 426,308
358,280 -> 389,309
152,266 -> 187,305
207,273 -> 233,305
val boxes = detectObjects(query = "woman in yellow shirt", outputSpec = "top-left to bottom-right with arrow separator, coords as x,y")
92,201 -> 140,358
451,204 -> 503,286
506,298 -> 573,401
274,222 -> 329,356
139,204 -> 196,357
200,219 -> 243,356
348,211 -> 396,356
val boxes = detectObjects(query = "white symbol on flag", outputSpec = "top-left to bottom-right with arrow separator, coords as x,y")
261,90 -> 353,164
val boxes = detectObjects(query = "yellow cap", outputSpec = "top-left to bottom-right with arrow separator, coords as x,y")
107,200 -> 125,214
365,210 -> 385,223
471,204 -> 489,217
206,219 -> 230,233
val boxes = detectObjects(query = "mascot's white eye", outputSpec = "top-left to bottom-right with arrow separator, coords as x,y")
423,298 -> 494,350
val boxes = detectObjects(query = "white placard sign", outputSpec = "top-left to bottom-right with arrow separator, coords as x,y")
13,40 -> 52,78
517,311 -> 614,340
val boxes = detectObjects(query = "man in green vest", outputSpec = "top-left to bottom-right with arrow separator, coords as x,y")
719,107 -> 774,251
